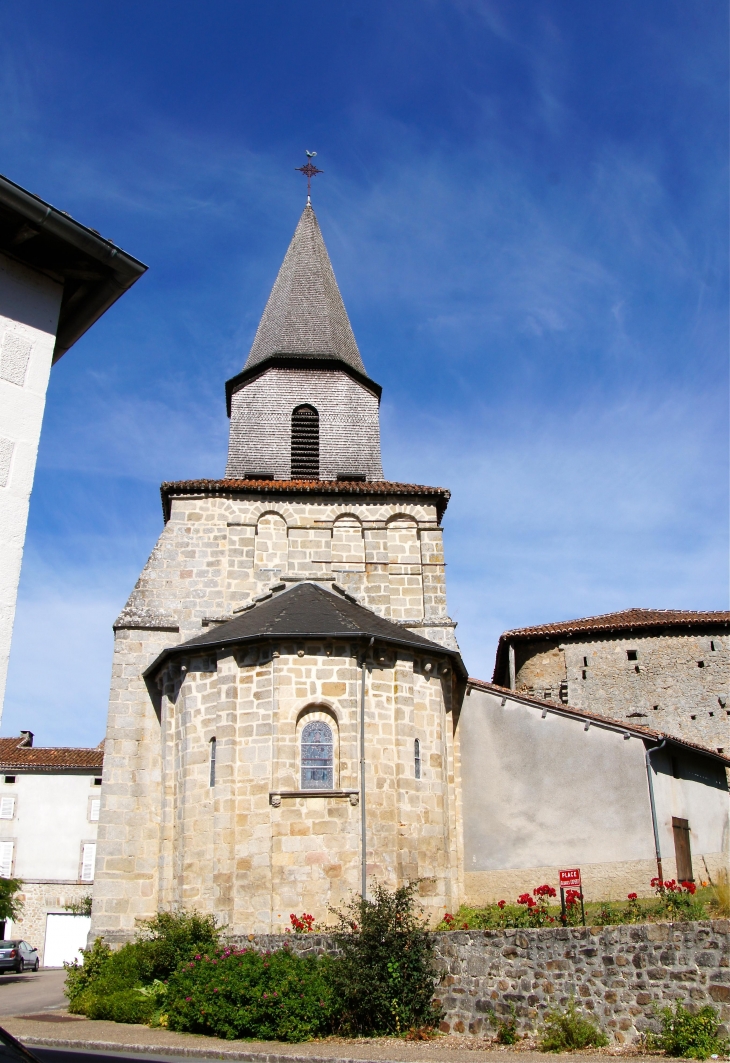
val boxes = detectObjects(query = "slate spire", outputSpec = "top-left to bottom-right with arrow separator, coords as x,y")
244,204 -> 366,374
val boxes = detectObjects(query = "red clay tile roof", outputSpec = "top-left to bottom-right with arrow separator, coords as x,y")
492,608 -> 730,683
0,737 -> 103,772
160,479 -> 450,522
467,678 -> 730,766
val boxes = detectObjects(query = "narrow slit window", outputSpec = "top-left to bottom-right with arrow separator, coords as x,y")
301,720 -> 333,789
627,650 -> 638,661
209,738 -> 216,788
414,738 -> 421,780
291,405 -> 319,479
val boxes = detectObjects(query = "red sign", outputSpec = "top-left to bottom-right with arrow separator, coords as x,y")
559,868 -> 582,889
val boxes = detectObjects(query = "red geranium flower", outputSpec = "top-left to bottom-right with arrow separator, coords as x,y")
627,893 -> 638,900
497,900 -> 506,909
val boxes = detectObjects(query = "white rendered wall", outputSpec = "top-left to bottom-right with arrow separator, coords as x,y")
0,253 -> 63,724
0,772 -> 100,881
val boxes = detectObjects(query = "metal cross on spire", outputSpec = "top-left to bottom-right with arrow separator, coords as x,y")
296,151 -> 323,204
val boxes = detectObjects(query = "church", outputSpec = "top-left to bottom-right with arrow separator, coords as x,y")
90,196 -> 729,944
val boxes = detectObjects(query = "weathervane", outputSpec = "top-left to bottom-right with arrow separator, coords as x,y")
296,151 -> 323,203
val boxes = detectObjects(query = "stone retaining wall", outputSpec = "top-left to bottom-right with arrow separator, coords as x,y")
234,920 -> 730,1045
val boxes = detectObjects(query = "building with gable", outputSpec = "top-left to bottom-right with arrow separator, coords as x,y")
492,609 -> 730,755
0,731 -> 104,966
90,200 -> 729,943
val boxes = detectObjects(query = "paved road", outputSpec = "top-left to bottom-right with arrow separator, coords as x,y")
0,969 -> 67,1017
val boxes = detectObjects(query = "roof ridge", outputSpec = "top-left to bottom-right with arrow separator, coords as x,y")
244,204 -> 366,375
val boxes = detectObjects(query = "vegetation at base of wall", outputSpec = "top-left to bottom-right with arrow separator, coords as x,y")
489,1004 -> 519,1044
0,878 -> 24,923
645,1003 -> 729,1060
436,879 -> 714,930
537,1000 -> 609,1052
711,869 -> 730,917
328,881 -> 443,1036
63,896 -> 92,917
165,946 -> 334,1041
65,911 -> 221,1020
65,888 -> 442,1041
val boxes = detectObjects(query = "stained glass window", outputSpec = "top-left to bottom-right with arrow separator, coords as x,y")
301,720 -> 333,789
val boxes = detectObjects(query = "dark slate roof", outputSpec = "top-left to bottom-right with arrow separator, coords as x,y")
492,608 -> 730,684
160,479 -> 450,522
243,204 -> 366,374
0,736 -> 104,772
467,678 -> 730,767
0,173 -> 146,362
146,582 -> 466,678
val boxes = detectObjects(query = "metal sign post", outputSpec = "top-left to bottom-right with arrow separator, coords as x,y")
559,868 -> 585,926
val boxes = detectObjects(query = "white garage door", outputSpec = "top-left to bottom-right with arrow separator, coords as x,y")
43,914 -> 91,968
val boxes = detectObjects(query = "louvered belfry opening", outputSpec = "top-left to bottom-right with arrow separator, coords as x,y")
291,404 -> 320,479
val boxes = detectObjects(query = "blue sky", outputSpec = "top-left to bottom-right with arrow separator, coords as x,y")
1,0 -> 727,746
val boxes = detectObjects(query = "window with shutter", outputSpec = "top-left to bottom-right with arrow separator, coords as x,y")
89,799 -> 100,822
80,843 -> 96,882
291,405 -> 319,479
0,842 -> 13,877
0,798 -> 14,820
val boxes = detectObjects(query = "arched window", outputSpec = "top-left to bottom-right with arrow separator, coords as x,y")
414,738 -> 421,780
291,405 -> 319,479
301,720 -> 333,789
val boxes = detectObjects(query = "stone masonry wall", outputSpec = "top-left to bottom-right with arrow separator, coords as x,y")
238,921 -> 730,1045
91,491 -> 458,945
154,642 -> 461,933
514,632 -> 730,753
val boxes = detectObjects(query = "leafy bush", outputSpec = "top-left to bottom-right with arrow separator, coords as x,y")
538,1000 -> 609,1052
648,1003 -> 729,1060
165,945 -> 333,1042
0,878 -> 24,922
83,988 -> 156,1025
65,910 -> 221,1021
328,881 -> 442,1035
490,1004 -> 519,1044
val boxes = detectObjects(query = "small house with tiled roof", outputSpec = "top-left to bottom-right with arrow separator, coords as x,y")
492,609 -> 730,754
0,732 -> 104,965
90,196 -> 729,943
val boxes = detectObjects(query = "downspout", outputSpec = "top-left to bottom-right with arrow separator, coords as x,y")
360,636 -> 375,901
645,738 -> 668,882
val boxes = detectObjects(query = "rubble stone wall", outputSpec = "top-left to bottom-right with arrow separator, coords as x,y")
513,632 -> 730,753
239,921 -> 730,1045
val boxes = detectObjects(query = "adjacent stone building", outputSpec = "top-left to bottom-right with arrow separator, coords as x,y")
492,609 -> 730,754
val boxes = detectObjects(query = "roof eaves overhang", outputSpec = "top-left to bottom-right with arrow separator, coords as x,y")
468,679 -> 730,767
145,629 -> 467,683
159,479 -> 451,523
225,354 -> 382,415
0,173 -> 147,361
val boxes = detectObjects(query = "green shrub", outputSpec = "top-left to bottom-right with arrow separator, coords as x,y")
65,910 -> 222,1022
165,946 -> 333,1042
490,1004 -> 519,1044
83,988 -> 156,1025
538,999 -> 609,1052
328,881 -> 442,1036
648,1003 -> 729,1060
